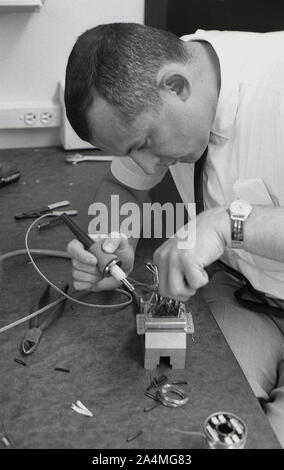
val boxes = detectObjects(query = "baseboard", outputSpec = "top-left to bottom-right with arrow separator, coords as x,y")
0,128 -> 60,150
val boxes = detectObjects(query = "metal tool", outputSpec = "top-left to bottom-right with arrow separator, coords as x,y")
14,200 -> 70,219
65,153 -> 113,164
21,283 -> 69,355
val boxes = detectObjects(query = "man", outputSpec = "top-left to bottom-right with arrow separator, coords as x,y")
65,23 -> 284,446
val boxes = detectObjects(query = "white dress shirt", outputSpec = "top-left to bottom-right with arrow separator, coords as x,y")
111,30 -> 284,299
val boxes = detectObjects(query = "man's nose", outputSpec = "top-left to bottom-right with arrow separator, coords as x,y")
130,150 -> 161,175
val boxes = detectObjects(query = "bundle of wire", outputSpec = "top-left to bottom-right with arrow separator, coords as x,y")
0,213 -> 134,334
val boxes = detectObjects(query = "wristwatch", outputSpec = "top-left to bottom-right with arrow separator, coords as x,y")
228,199 -> 252,248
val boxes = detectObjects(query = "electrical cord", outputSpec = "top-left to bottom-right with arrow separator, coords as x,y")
0,296 -> 66,334
0,248 -> 70,262
0,214 -> 134,334
25,215 -> 133,309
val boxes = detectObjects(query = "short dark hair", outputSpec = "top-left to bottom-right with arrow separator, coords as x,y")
65,22 -> 189,143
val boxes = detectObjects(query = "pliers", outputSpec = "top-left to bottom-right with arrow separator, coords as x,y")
21,283 -> 69,355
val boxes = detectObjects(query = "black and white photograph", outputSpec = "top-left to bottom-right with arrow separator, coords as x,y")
0,0 -> 284,458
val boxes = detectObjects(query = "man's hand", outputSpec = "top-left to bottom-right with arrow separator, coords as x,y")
67,232 -> 135,291
153,207 -> 229,301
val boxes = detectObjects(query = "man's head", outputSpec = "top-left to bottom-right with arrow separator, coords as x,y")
65,22 -> 188,142
65,23 -> 219,173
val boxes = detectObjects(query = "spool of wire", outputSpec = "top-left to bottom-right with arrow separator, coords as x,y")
204,412 -> 248,449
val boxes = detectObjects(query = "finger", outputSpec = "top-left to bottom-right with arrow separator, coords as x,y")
89,233 -> 108,241
73,277 -> 120,292
168,264 -> 196,299
67,239 -> 97,266
73,280 -> 94,291
184,265 -> 209,291
91,276 -> 122,292
72,269 -> 101,284
102,232 -> 129,253
72,258 -> 98,275
153,249 -> 169,298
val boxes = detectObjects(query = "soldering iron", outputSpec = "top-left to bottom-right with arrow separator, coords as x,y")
60,213 -> 138,297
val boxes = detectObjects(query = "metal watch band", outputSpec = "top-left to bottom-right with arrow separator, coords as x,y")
231,217 -> 244,248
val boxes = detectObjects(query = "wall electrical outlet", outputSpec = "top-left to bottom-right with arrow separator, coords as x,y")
24,111 -> 37,126
0,101 -> 62,129
40,111 -> 54,125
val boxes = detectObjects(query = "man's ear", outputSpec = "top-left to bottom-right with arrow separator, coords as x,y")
158,71 -> 191,101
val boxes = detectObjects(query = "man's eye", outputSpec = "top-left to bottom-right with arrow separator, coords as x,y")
128,138 -> 151,155
138,138 -> 150,150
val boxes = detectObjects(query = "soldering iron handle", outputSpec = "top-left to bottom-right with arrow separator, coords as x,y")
59,213 -> 120,276
88,240 -> 119,275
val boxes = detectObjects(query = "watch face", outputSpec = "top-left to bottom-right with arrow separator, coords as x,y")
230,199 -> 252,218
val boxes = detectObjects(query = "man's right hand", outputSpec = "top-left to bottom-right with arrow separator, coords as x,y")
67,232 -> 135,291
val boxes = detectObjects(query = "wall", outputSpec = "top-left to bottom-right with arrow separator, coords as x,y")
0,0 -> 144,149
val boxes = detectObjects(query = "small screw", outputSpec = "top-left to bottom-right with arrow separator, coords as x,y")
126,430 -> 143,442
54,367 -> 70,373
144,391 -> 156,400
14,358 -> 26,366
146,374 -> 168,391
144,402 -> 161,413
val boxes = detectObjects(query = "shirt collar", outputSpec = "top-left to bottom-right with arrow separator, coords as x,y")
181,29 -> 241,139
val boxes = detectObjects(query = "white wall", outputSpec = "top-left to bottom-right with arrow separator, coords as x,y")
0,0 -> 144,148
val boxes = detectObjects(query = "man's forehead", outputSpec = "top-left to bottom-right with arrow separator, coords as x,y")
87,99 -> 125,150
87,95 -> 150,154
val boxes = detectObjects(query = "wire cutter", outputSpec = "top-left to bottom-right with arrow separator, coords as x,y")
21,283 -> 69,355
14,200 -> 71,219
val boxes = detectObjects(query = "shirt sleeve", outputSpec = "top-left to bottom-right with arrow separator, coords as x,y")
110,156 -> 168,191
